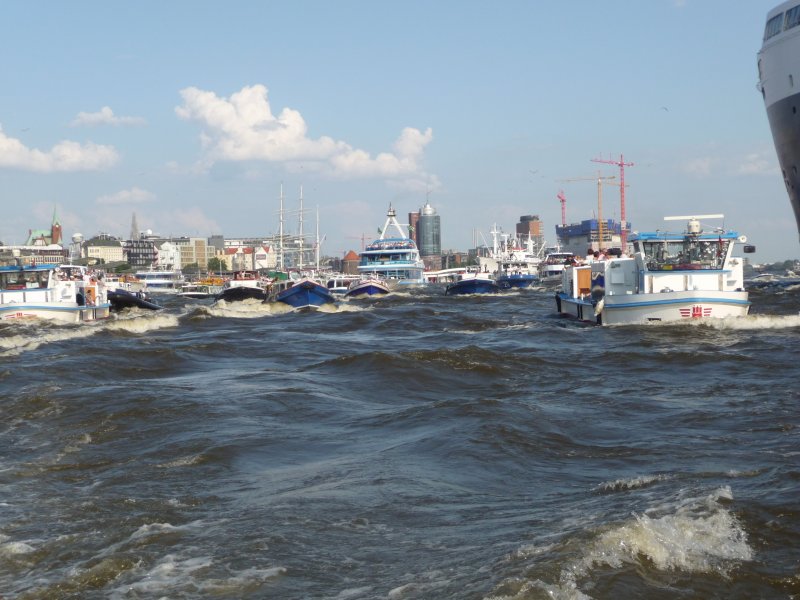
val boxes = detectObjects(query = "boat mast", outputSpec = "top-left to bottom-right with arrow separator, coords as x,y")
315,205 -> 320,270
298,185 -> 304,269
279,183 -> 285,271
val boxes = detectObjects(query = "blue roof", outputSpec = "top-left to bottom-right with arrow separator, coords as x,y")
630,231 -> 739,241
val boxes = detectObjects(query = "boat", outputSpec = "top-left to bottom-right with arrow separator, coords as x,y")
325,274 -> 362,294
758,2 -> 800,238
445,271 -> 500,296
107,288 -> 163,311
215,271 -> 270,302
178,281 -> 221,300
357,204 -> 426,285
555,214 -> 756,325
478,225 -> 542,289
540,250 -> 575,282
0,263 -> 111,323
344,277 -> 391,298
269,276 -> 337,311
134,268 -> 185,294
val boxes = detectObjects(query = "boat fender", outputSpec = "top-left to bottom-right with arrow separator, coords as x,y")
594,298 -> 604,316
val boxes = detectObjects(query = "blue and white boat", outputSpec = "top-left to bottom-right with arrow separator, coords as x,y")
344,277 -> 391,298
496,272 -> 539,290
555,215 -> 755,325
445,271 -> 500,296
270,277 -> 336,311
478,225 -> 541,289
0,263 -> 111,323
358,205 -> 426,285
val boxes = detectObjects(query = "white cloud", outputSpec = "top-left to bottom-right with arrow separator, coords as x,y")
175,84 -> 434,180
70,106 -> 146,127
736,153 -> 779,176
96,187 -> 156,206
683,156 -> 714,177
0,125 -> 119,172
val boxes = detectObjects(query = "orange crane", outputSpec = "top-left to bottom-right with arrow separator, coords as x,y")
592,154 -> 634,249
557,190 -> 567,226
346,234 -> 369,251
558,173 -> 616,250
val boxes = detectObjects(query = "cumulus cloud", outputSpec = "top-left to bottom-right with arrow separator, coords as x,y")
70,106 -> 146,127
175,84 -> 434,180
96,187 -> 156,205
0,125 -> 119,172
684,156 -> 715,177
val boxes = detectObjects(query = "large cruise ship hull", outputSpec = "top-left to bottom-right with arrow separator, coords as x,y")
764,91 -> 800,235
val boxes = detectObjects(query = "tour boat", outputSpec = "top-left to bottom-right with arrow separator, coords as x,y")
445,271 -> 500,296
555,215 -> 755,325
358,205 -> 426,285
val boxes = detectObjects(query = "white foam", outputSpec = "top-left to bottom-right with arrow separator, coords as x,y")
597,474 -> 672,492
492,486 -> 753,599
695,313 -> 800,330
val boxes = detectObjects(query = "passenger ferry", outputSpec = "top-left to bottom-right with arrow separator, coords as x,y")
0,263 -> 110,323
134,268 -> 185,294
357,205 -> 426,285
758,2 -> 800,238
555,215 -> 755,325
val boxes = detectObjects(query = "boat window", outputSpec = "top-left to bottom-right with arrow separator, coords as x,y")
642,239 -> 729,271
764,13 -> 784,39
786,5 -> 800,30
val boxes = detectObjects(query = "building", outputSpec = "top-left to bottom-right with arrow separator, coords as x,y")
83,233 -> 125,264
412,201 -> 442,271
516,215 -> 545,250
555,218 -> 628,255
123,238 -> 158,268
342,250 -> 360,274
25,207 -> 62,246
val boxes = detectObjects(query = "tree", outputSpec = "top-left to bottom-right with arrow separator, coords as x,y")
208,257 -> 228,272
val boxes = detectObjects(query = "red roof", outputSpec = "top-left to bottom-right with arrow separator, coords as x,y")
343,250 -> 359,261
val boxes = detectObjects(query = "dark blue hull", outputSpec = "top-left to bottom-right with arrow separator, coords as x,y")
215,287 -> 267,302
445,279 -> 500,296
108,289 -> 162,311
275,280 -> 336,311
345,281 -> 390,298
496,274 -> 538,289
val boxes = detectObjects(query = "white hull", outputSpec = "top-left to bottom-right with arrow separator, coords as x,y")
0,303 -> 111,323
557,290 -> 749,325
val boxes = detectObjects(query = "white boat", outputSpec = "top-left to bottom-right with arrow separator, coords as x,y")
134,268 -> 185,294
555,215 -> 755,325
478,225 -> 542,289
357,205 -> 426,285
0,263 -> 111,323
540,250 -> 575,282
758,2 -> 800,238
325,274 -> 362,294
178,282 -> 218,299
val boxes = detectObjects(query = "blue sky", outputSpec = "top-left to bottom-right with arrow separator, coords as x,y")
0,0 -> 794,262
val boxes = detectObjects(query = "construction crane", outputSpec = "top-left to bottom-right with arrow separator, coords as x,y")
557,190 -> 567,227
592,154 -> 634,249
346,234 -> 369,251
558,173 -> 616,250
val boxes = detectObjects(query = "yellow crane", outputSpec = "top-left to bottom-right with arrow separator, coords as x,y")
558,172 -> 616,250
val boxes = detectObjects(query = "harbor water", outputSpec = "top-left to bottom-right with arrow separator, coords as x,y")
1,284 -> 799,599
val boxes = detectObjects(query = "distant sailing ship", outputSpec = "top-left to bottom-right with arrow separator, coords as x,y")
758,1 -> 800,240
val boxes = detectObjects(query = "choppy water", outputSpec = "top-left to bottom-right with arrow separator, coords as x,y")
1,284 -> 799,599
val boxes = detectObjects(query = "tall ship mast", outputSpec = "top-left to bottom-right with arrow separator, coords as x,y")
758,2 -> 800,241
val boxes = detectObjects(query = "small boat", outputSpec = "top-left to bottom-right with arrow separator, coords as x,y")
344,277 -> 391,298
555,214 -> 755,325
445,271 -> 500,296
325,274 -> 362,294
269,277 -> 336,311
539,250 -> 575,283
0,263 -> 111,323
215,271 -> 270,302
107,288 -> 163,311
178,282 -> 220,299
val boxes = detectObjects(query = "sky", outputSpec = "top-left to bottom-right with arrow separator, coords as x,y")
0,0 -> 796,263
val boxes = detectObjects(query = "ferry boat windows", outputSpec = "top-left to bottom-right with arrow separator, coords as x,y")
786,5 -> 800,30
642,239 -> 728,271
764,13 -> 784,39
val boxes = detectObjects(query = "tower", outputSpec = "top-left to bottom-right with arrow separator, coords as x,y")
50,205 -> 62,245
130,212 -> 140,241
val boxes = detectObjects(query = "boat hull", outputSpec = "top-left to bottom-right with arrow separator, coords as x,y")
0,303 -> 111,323
345,280 -> 390,298
445,279 -> 500,296
764,90 -> 800,238
215,287 -> 267,303
496,273 -> 538,289
108,289 -> 162,311
274,280 -> 336,311
556,290 -> 750,325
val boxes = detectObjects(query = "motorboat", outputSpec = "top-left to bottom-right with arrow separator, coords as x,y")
0,263 -> 111,323
344,277 -> 391,298
107,288 -> 163,311
555,214 -> 755,325
325,274 -> 361,294
269,277 -> 336,311
215,271 -> 270,302
445,271 -> 500,296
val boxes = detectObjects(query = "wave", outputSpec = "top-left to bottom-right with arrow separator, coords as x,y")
489,486 -> 753,599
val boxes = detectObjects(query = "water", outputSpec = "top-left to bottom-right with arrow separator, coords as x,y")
1,284 -> 799,599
